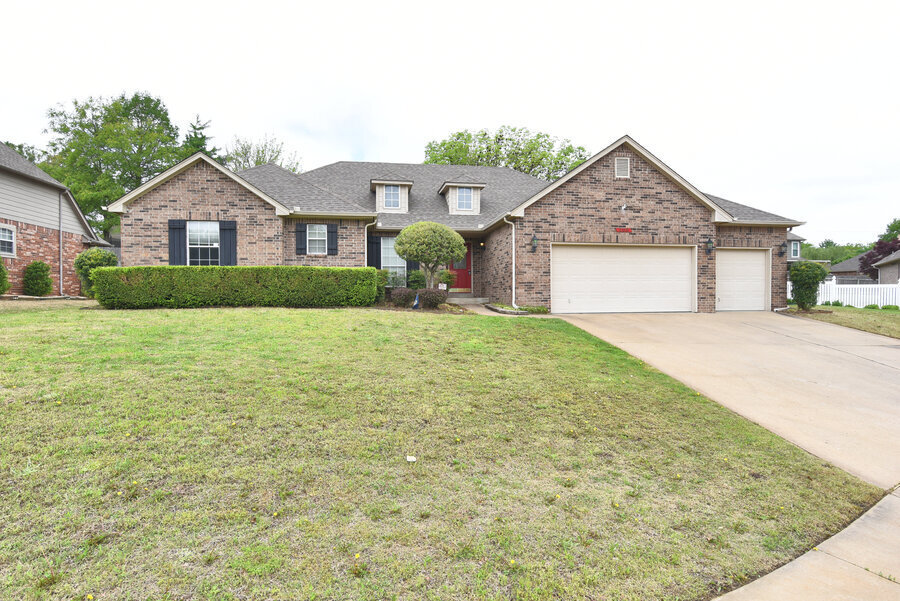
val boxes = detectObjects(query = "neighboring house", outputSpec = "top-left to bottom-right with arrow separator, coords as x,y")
0,142 -> 107,295
873,250 -> 900,285
787,231 -> 805,264
829,254 -> 875,284
107,135 -> 804,313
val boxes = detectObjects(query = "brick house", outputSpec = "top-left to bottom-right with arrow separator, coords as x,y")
0,142 -> 108,295
107,135 -> 803,313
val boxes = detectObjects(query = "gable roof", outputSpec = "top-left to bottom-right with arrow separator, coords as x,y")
830,254 -> 866,273
0,142 -> 104,243
704,194 -> 803,226
873,249 -> 900,268
106,153 -> 291,216
0,142 -> 65,189
298,161 -> 547,231
787,231 -> 805,241
239,164 -> 375,217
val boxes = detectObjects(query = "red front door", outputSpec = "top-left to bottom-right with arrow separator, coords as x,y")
449,243 -> 472,292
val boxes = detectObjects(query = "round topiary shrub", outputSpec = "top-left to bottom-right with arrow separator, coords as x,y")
788,262 -> 828,310
74,247 -> 118,297
23,260 -> 53,296
417,288 -> 448,309
0,260 -> 10,295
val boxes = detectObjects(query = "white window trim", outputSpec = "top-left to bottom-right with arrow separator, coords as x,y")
615,157 -> 630,178
457,187 -> 473,211
307,224 -> 328,255
380,236 -> 407,279
790,241 -> 800,258
187,221 -> 221,266
384,185 -> 401,209
0,224 -> 16,258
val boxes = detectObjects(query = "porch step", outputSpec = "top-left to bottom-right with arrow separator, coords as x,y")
449,296 -> 489,305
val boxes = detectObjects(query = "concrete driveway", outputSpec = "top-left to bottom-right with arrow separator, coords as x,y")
562,311 -> 900,599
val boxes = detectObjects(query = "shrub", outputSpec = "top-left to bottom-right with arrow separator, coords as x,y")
831,300 -> 843,307
438,269 -> 456,289
375,269 -> 389,303
390,287 -> 416,308
92,265 -> 377,309
521,305 -> 550,314
788,262 -> 828,310
74,248 -> 118,297
407,270 -> 427,289
883,305 -> 899,311
394,222 -> 466,288
386,271 -> 406,288
417,288 -> 448,309
864,304 -> 880,310
23,261 -> 53,296
821,301 -> 831,306
0,260 -> 9,295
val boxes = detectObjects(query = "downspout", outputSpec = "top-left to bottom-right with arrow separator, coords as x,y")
58,191 -> 64,296
502,215 -> 517,308
364,218 -> 377,266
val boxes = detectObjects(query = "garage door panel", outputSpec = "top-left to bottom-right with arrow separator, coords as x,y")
716,249 -> 768,311
551,245 -> 694,313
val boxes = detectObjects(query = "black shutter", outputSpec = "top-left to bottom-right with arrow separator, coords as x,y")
296,223 -> 307,255
407,260 -> 420,272
367,235 -> 381,268
219,221 -> 237,265
168,219 -> 186,265
327,223 -> 338,255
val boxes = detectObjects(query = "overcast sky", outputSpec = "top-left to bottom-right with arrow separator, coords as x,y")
4,1 -> 897,243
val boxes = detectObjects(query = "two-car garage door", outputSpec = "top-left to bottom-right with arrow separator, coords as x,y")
550,245 -> 695,314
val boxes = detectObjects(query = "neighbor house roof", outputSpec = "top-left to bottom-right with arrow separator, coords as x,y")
297,161 -> 547,231
0,142 -> 105,244
787,231 -> 805,241
830,254 -> 866,273
873,249 -> 900,268
0,142 -> 65,189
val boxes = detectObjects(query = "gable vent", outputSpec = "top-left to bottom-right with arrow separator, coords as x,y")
615,157 -> 630,178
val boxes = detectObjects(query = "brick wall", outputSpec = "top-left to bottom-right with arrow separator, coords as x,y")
1,217 -> 88,295
512,145 -> 718,311
283,218 -> 368,266
120,161 -> 283,266
476,224 -> 512,304
716,225 -> 790,308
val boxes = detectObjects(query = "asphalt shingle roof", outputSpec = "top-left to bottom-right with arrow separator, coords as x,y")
0,142 -> 65,189
787,231 -> 805,241
238,164 -> 372,215
296,162 -> 548,231
873,249 -> 900,267
830,254 -> 866,273
705,193 -> 799,224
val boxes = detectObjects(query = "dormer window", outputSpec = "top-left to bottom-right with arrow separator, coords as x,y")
384,185 -> 400,209
457,187 -> 473,210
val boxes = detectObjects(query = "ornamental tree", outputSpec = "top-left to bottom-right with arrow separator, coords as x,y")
789,261 -> 829,310
394,222 -> 466,288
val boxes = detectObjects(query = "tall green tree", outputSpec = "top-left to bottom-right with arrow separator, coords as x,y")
179,115 -> 220,161
224,135 -> 301,173
800,241 -> 872,264
424,126 -> 590,180
879,218 -> 900,242
43,93 -> 181,234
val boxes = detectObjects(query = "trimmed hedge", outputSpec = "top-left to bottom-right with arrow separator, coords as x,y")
92,265 -> 378,309
390,287 -> 416,308
417,288 -> 448,309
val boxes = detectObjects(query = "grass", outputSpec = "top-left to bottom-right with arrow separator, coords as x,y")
0,302 -> 881,600
788,305 -> 900,339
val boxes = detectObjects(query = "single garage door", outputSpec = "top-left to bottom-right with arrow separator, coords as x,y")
550,245 -> 694,313
716,249 -> 768,311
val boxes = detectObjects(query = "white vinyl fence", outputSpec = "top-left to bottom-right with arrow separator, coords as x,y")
787,280 -> 900,307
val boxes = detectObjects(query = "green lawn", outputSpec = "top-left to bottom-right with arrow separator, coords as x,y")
0,303 -> 881,600
789,305 -> 900,339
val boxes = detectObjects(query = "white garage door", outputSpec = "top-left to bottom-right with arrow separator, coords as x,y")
550,245 -> 694,314
716,249 -> 768,311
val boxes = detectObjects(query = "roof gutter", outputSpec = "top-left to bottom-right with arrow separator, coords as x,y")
502,215 -> 517,308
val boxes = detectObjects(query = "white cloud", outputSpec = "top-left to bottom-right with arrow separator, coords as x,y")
3,0 -> 897,243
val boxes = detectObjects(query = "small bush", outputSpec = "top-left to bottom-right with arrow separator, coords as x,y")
883,304 -> 899,311
821,301 -> 831,306
864,304 -> 880,310
390,287 -> 416,308
386,271 -> 406,288
789,262 -> 829,310
375,269 -> 389,303
520,305 -> 550,314
831,300 -> 843,307
92,265 -> 377,309
407,270 -> 427,289
23,261 -> 53,296
417,288 -> 448,309
74,247 -> 118,297
0,260 -> 9,295
438,269 -> 456,289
